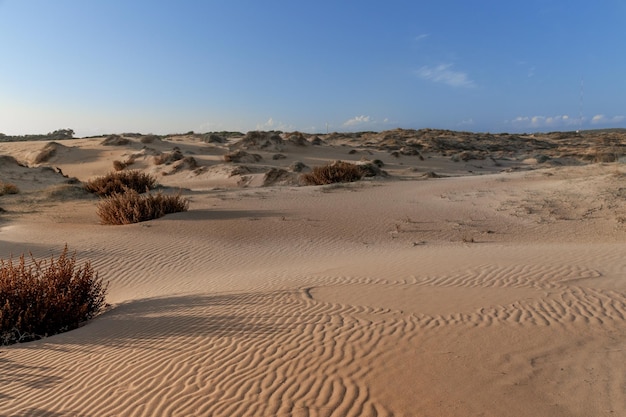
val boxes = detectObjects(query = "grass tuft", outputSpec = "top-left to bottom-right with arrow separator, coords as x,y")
301,161 -> 364,185
97,189 -> 189,225
84,170 -> 157,197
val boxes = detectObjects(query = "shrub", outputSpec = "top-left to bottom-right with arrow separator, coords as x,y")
223,150 -> 262,163
140,134 -> 160,144
0,246 -> 107,345
101,135 -> 130,146
84,170 -> 157,197
301,161 -> 364,185
97,189 -> 189,225
153,148 -> 184,165
112,160 -> 127,171
0,182 -> 19,196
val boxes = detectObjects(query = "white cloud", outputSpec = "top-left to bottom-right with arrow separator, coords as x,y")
415,64 -> 476,88
255,117 -> 292,131
510,113 -> 625,130
591,114 -> 625,125
414,33 -> 430,42
343,115 -> 371,127
509,114 -> 580,129
591,114 -> 606,124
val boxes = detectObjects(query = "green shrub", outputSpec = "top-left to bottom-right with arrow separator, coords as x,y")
97,189 -> 189,225
0,246 -> 107,345
84,170 -> 157,197
301,161 -> 364,185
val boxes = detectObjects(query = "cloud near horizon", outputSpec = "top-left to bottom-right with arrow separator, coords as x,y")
415,64 -> 476,88
591,114 -> 625,125
343,115 -> 371,127
510,113 -> 626,130
256,117 -> 293,132
509,114 -> 580,129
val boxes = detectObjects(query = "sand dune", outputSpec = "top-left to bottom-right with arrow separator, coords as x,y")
1,129 -> 625,416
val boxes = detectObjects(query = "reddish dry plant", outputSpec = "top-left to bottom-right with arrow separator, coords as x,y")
0,246 -> 107,345
0,182 -> 19,196
300,161 -> 364,185
97,189 -> 189,225
84,170 -> 157,197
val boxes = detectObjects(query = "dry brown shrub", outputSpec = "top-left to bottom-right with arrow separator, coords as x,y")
0,182 -> 19,196
112,160 -> 127,171
97,190 -> 189,225
101,135 -> 130,146
167,157 -> 198,175
223,150 -> 262,163
84,170 -> 157,197
0,246 -> 107,345
300,161 -> 364,185
153,148 -> 184,165
140,135 -> 160,144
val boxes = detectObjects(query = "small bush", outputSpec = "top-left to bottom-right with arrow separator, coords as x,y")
0,246 -> 107,345
301,161 -> 364,185
101,135 -> 130,146
140,135 -> 160,144
153,148 -> 184,165
97,189 -> 189,225
223,150 -> 262,163
0,182 -> 19,196
112,160 -> 127,171
84,170 -> 157,197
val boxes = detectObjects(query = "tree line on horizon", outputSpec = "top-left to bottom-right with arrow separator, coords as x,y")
0,129 -> 75,142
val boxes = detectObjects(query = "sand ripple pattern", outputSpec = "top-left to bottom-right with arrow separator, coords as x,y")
1,290 -> 399,417
309,262 -> 626,328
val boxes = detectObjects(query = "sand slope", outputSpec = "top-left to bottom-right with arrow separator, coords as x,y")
1,130 -> 625,416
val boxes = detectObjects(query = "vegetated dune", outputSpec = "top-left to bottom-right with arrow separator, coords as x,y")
0,129 -> 625,416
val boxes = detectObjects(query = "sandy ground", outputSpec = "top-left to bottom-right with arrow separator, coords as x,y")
0,130 -> 625,416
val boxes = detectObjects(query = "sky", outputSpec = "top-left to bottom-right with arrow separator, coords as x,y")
1,0 -> 625,137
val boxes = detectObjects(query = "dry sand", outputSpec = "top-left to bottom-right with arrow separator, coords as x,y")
0,129 -> 625,416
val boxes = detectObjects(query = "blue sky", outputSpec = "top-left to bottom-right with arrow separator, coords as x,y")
1,0 -> 625,136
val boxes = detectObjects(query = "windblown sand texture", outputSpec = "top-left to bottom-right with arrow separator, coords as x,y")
1,128 -> 625,416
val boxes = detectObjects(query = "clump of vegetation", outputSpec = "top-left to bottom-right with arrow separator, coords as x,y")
112,160 -> 127,171
84,170 -> 157,197
356,161 -> 387,177
96,190 -> 189,225
140,134 -> 161,144
301,161 -> 364,185
223,150 -> 262,163
153,148 -> 184,165
0,182 -> 19,196
0,129 -> 74,143
0,246 -> 108,345
101,135 -> 130,146
202,133 -> 225,144
112,155 -> 137,171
